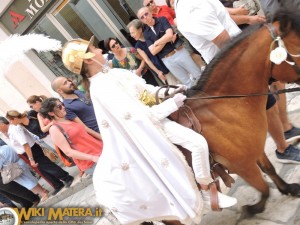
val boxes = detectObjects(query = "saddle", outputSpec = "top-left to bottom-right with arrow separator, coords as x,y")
156,85 -> 235,211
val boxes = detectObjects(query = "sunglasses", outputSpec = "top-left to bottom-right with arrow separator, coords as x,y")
110,41 -> 119,49
55,103 -> 64,110
140,12 -> 149,20
146,0 -> 154,7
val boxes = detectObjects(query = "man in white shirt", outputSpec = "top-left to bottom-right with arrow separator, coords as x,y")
175,0 -> 241,64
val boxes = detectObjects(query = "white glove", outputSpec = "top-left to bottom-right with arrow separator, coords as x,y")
173,93 -> 187,108
168,84 -> 187,96
175,84 -> 188,92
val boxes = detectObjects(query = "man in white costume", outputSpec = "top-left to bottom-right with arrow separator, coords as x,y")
61,37 -> 236,225
175,0 -> 241,64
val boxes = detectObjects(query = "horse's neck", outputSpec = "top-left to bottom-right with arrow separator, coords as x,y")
202,29 -> 272,96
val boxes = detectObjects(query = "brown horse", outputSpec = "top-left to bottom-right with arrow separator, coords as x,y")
184,7 -> 300,217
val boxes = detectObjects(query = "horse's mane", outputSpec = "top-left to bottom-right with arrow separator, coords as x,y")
188,6 -> 300,95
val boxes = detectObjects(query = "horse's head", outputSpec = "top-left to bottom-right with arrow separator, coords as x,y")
268,7 -> 300,84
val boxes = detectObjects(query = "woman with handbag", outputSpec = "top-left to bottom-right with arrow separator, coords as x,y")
7,109 -> 58,163
0,145 -> 48,202
39,98 -> 102,175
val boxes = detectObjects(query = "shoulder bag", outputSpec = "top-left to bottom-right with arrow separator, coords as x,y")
232,0 -> 261,16
1,162 -> 23,184
52,124 -> 76,167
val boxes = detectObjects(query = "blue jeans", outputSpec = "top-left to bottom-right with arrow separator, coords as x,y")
162,48 -> 202,88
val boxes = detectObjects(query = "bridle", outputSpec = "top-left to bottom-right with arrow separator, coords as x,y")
265,23 -> 300,79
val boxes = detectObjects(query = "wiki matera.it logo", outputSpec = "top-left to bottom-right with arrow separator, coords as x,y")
0,207 -> 18,225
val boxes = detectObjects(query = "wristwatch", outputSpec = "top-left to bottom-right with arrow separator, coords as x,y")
29,157 -> 34,161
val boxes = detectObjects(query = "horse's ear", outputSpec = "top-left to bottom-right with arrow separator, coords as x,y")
278,15 -> 292,36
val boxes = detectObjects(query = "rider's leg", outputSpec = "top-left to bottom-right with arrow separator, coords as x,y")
160,118 -> 211,184
160,118 -> 237,208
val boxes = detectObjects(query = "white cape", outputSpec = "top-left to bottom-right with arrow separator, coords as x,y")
91,69 -> 203,225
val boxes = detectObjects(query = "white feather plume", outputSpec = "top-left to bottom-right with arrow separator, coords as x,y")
0,33 -> 61,73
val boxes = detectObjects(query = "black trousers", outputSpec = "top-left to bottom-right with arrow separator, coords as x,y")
0,192 -> 16,207
23,144 -> 72,189
142,70 -> 159,86
0,177 -> 39,208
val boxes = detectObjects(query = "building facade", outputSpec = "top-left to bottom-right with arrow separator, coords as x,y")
0,0 -> 166,114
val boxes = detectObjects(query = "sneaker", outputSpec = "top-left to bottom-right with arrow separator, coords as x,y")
284,126 -> 300,143
64,176 -> 74,188
201,190 -> 237,209
276,145 -> 300,164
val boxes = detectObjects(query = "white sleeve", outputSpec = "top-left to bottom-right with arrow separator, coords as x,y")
189,2 -> 225,41
147,98 -> 178,121
15,126 -> 29,146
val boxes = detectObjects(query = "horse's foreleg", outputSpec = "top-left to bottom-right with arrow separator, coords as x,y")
258,153 -> 300,196
236,163 -> 269,217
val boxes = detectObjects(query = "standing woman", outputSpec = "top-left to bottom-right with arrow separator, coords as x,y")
104,37 -> 159,86
7,109 -> 58,163
26,95 -> 54,150
127,19 -> 179,85
3,114 -> 74,195
39,98 -> 102,175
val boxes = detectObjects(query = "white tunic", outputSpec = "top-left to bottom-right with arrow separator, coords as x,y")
91,69 -> 203,225
175,0 -> 241,63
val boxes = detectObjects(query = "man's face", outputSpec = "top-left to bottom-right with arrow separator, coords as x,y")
58,77 -> 76,95
138,8 -> 152,25
143,0 -> 156,12
0,122 -> 8,133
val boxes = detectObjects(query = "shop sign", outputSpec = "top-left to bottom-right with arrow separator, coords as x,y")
0,0 -> 57,34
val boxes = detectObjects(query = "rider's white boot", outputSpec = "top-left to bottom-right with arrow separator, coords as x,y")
201,190 -> 237,209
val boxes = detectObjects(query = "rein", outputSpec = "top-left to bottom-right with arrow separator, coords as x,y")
156,85 -> 300,102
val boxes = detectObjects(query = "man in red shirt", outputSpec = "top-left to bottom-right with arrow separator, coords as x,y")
143,0 -> 175,25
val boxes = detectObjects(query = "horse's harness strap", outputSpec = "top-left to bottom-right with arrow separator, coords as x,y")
264,23 -> 277,40
169,105 -> 202,133
208,182 -> 222,211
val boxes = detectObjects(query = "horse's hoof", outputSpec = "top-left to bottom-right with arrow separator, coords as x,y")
241,204 -> 265,218
240,206 -> 253,219
288,183 -> 300,197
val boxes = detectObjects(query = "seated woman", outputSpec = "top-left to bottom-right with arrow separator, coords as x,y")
39,98 -> 102,175
0,144 -> 48,202
104,37 -> 160,86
